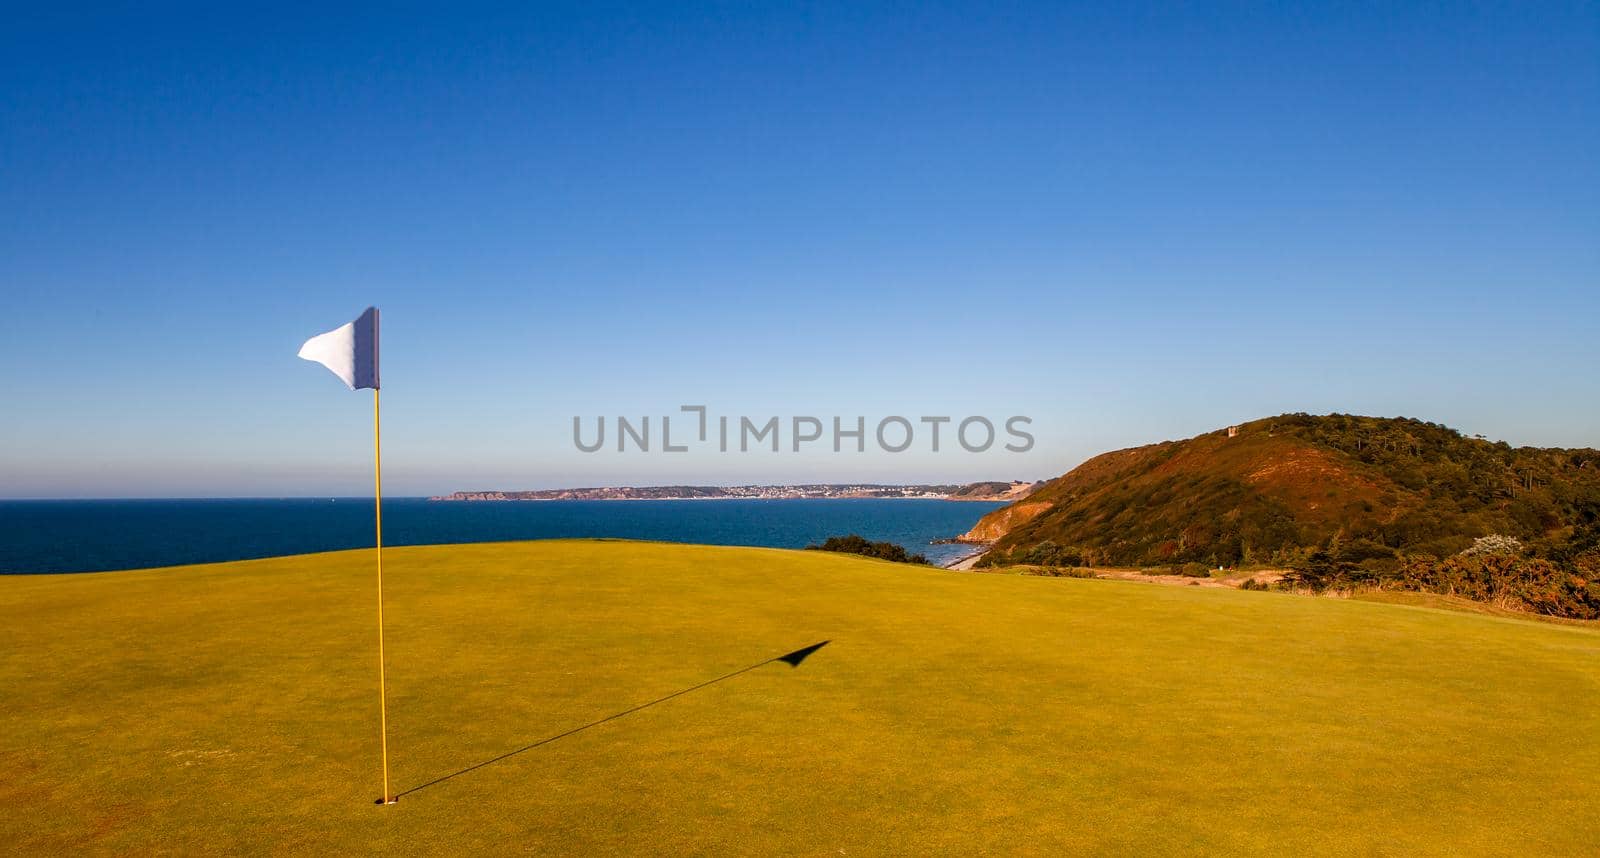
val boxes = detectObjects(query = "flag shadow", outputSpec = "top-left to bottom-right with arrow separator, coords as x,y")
393,640 -> 830,801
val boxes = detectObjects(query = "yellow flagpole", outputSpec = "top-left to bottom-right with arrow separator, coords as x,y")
375,388 -> 394,805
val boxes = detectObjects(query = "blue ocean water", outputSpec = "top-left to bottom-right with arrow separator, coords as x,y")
0,498 -> 1002,574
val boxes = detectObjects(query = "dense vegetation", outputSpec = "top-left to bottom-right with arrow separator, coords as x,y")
1277,533 -> 1600,619
975,414 -> 1600,616
805,534 -> 930,564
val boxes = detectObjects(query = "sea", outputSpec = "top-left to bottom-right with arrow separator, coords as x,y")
0,498 -> 1002,574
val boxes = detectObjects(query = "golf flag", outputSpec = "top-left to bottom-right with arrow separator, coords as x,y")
298,307 -> 380,390
297,306 -> 395,804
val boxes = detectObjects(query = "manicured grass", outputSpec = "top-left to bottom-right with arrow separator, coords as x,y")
2,540 -> 1597,855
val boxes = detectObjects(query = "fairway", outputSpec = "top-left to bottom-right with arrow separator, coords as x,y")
3,541 -> 1597,855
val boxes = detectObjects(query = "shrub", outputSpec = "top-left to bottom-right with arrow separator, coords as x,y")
1389,554 -> 1598,618
806,535 -> 930,565
1334,538 -> 1396,565
1024,566 -> 1098,579
1277,550 -> 1600,619
1018,540 -> 1084,568
1281,550 -> 1359,593
1460,534 -> 1523,558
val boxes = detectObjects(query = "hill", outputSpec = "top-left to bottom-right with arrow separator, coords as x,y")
3,540 -> 1598,854
943,479 -> 1040,501
966,415 -> 1600,606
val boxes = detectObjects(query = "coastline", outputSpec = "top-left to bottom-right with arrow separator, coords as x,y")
942,547 -> 989,571
430,495 -> 1019,503
430,481 -> 1036,504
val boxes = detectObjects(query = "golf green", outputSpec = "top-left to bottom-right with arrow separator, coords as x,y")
3,540 -> 1596,855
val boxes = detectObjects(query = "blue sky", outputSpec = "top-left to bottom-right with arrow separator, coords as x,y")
2,2 -> 1597,497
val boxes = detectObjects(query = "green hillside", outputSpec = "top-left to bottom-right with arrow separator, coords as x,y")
973,415 -> 1600,609
3,540 -> 1597,855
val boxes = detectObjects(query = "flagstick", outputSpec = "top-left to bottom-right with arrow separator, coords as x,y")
375,388 -> 395,805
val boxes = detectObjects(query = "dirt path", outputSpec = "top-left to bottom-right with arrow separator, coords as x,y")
964,562 -> 1288,589
1086,567 -> 1286,589
941,551 -> 1290,588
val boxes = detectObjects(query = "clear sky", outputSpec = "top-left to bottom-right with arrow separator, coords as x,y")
2,2 -> 1597,498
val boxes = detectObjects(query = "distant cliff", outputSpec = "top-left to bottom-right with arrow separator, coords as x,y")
945,480 -> 1041,502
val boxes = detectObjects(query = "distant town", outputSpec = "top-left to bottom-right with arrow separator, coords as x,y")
431,481 -> 1039,502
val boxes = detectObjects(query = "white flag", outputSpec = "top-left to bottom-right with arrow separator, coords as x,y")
298,307 -> 380,390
